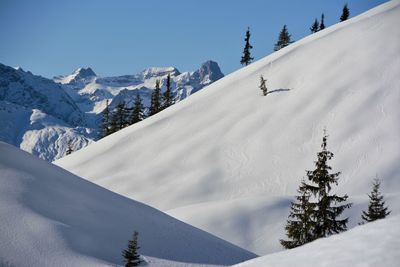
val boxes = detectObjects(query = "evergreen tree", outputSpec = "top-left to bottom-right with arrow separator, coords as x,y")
162,74 -> 174,109
361,178 -> 391,223
340,4 -> 350,22
122,231 -> 142,267
66,139 -> 74,155
110,101 -> 129,132
280,181 -> 317,249
100,99 -> 111,137
130,93 -> 144,125
274,25 -> 293,51
150,80 -> 162,116
240,27 -> 254,66
302,130 -> 351,238
310,18 -> 319,33
259,75 -> 268,96
319,14 -> 325,30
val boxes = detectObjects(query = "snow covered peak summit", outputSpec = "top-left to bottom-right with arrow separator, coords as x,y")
140,66 -> 181,79
54,67 -> 96,85
193,60 -> 224,86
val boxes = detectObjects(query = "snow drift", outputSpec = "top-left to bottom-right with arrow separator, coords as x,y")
56,1 -> 400,255
0,142 -> 256,267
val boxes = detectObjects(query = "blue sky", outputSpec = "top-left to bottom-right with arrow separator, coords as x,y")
0,0 -> 387,78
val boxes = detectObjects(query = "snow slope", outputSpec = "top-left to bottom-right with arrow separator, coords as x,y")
56,1 -> 400,256
233,215 -> 400,267
0,142 -> 256,267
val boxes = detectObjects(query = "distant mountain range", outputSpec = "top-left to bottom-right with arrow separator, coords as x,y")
0,61 -> 224,161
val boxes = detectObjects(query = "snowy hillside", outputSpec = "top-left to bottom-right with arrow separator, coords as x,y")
56,0 -> 400,257
233,215 -> 400,267
0,61 -> 223,161
0,142 -> 256,267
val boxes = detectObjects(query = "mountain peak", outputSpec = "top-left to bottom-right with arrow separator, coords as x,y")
140,66 -> 180,79
193,60 -> 224,86
72,67 -> 96,79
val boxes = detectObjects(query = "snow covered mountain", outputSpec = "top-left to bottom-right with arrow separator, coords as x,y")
56,0 -> 400,258
0,64 -> 93,161
0,61 -> 223,161
0,142 -> 256,267
54,60 -> 224,127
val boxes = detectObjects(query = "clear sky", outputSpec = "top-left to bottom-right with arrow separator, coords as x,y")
0,0 -> 388,78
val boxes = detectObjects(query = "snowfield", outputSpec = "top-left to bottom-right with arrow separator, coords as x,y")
0,142 -> 256,267
56,0 -> 400,257
233,214 -> 400,267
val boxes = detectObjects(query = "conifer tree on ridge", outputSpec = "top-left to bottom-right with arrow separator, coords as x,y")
162,74 -> 174,110
259,75 -> 268,96
340,4 -> 350,22
361,178 -> 391,223
310,18 -> 319,33
130,93 -> 144,125
100,99 -> 111,137
274,25 -> 293,51
319,14 -> 326,30
240,27 -> 254,66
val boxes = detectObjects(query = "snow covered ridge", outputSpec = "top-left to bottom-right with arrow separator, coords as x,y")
0,60 -> 223,161
0,142 -> 256,267
233,215 -> 400,267
56,0 -> 400,257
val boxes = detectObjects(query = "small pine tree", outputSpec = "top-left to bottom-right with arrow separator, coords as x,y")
130,93 -> 144,125
340,4 -> 350,22
259,75 -> 268,96
310,18 -> 319,33
150,80 -> 162,116
100,99 -> 111,137
115,101 -> 129,130
361,178 -> 391,223
122,231 -> 142,267
319,14 -> 325,30
302,130 -> 351,238
240,27 -> 254,66
280,181 -> 317,249
66,139 -> 74,155
162,74 -> 174,109
274,25 -> 293,51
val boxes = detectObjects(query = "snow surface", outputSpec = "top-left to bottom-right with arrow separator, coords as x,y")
0,142 -> 256,267
233,215 -> 400,267
56,1 -> 400,257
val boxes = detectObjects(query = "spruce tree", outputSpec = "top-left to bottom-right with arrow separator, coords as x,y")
303,131 -> 351,238
310,18 -> 319,33
162,74 -> 174,109
122,231 -> 142,267
319,14 -> 326,30
66,139 -> 74,155
259,75 -> 268,96
340,4 -> 350,22
130,93 -> 144,125
280,181 -> 317,249
240,27 -> 254,66
100,99 -> 111,137
150,79 -> 162,116
114,101 -> 129,130
361,178 -> 391,223
274,25 -> 293,51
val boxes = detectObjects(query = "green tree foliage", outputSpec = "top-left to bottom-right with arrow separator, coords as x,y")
319,13 -> 325,30
150,79 -> 162,116
240,27 -> 254,66
122,231 -> 142,267
361,178 -> 391,223
280,181 -> 317,249
310,18 -> 319,33
340,4 -> 350,22
162,74 -> 174,109
130,93 -> 144,125
303,131 -> 351,238
281,131 -> 352,248
100,99 -> 111,137
259,75 -> 268,96
274,25 -> 293,51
